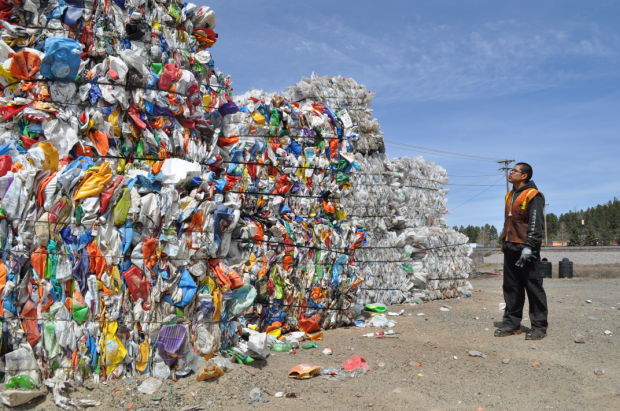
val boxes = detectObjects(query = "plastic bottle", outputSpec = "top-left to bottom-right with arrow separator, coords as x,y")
268,342 -> 293,352
320,367 -> 346,380
320,367 -> 341,376
301,342 -> 318,349
249,387 -> 262,402
6,375 -> 37,389
347,368 -> 367,378
152,359 -> 171,380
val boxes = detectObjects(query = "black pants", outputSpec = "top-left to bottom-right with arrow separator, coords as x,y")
502,244 -> 548,331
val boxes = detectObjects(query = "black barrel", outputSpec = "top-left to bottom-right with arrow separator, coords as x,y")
559,258 -> 573,278
539,258 -> 552,278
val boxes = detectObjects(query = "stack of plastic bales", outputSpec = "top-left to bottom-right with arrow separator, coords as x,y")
284,75 -> 385,156
283,75 -> 473,304
0,0 -> 471,391
0,2 -> 368,387
221,87 -> 367,332
351,156 -> 473,304
0,0 -> 225,385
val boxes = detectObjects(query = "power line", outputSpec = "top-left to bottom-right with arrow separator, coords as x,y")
445,183 -> 503,187
449,174 -> 502,178
384,139 -> 499,163
448,176 -> 505,211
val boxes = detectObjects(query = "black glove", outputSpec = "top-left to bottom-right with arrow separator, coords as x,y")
515,247 -> 533,268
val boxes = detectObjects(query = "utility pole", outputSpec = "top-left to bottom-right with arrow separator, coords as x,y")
544,203 -> 549,247
497,159 -> 515,194
481,226 -> 488,247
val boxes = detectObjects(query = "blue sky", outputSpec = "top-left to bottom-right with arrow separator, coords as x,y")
204,0 -> 620,230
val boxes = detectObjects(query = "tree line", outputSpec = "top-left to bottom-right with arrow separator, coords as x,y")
454,198 -> 619,247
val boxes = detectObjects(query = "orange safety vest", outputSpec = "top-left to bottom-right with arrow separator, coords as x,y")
503,188 -> 539,244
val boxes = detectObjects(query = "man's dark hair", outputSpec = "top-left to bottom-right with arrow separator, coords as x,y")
515,162 -> 533,182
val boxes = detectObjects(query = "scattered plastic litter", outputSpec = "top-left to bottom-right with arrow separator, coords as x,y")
343,355 -> 370,372
362,330 -> 398,338
468,350 -> 487,358
302,342 -> 318,349
138,378 -> 163,395
288,364 -> 321,379
364,303 -> 387,313
77,399 -> 102,408
367,314 -> 396,328
269,342 -> 294,352
320,367 -> 367,380
196,365 -> 224,381
249,387 -> 262,402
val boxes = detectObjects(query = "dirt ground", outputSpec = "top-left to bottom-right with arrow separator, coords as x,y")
19,274 -> 620,410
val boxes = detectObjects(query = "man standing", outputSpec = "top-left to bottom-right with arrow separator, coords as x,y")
495,162 -> 548,340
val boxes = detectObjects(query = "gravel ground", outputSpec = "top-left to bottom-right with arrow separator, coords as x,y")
484,249 -> 620,265
21,276 -> 620,410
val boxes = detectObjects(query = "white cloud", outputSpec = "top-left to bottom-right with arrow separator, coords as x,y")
270,17 -> 620,102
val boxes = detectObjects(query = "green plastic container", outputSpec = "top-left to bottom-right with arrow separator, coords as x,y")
6,375 -> 37,389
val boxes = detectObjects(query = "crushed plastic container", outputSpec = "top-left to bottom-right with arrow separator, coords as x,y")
6,375 -> 37,389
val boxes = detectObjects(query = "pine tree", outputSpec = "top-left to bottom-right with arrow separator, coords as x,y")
546,213 -> 559,238
584,228 -> 597,246
568,228 -> 582,246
